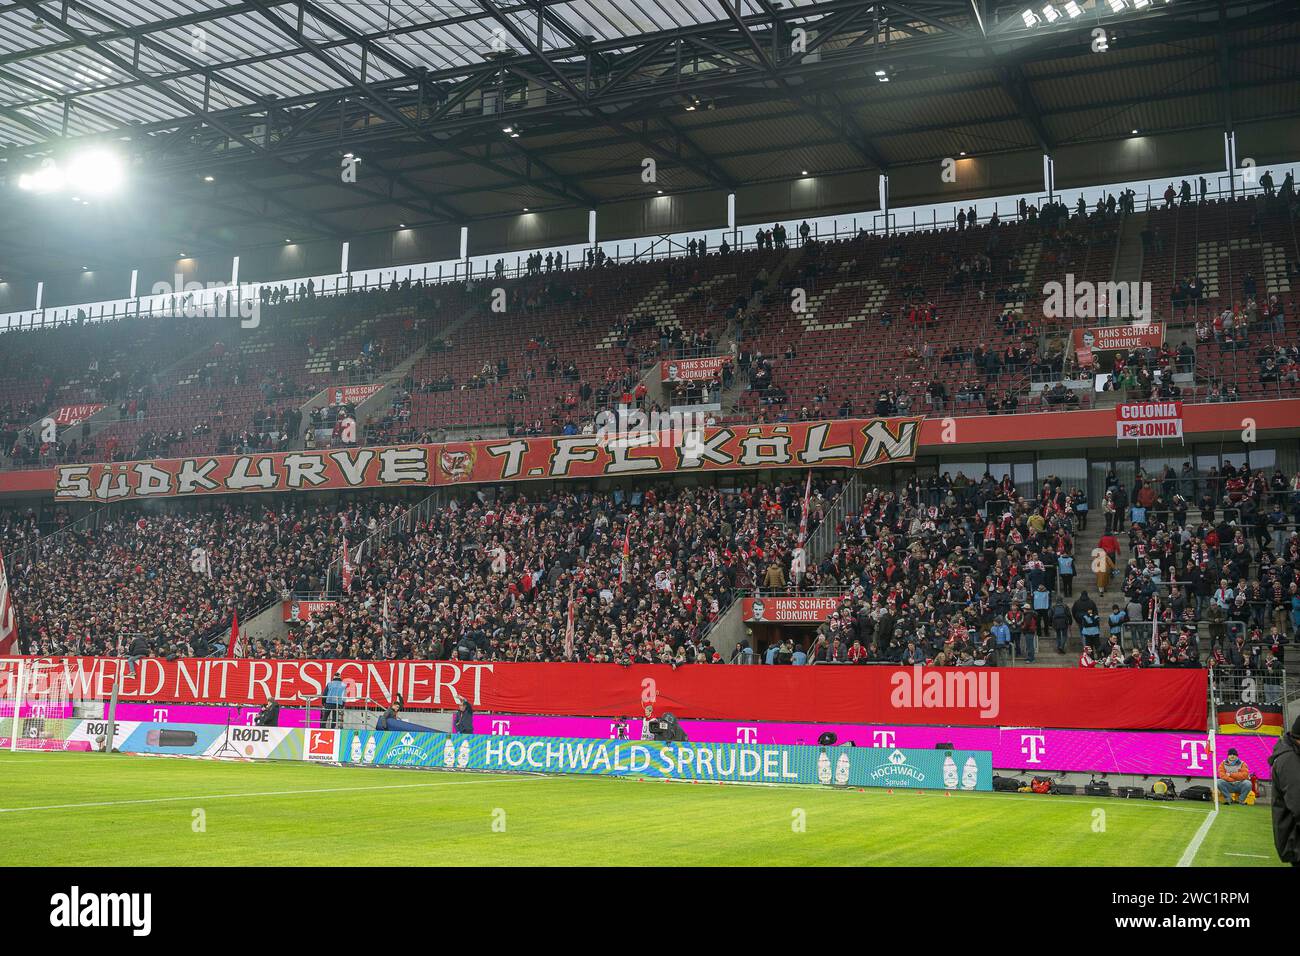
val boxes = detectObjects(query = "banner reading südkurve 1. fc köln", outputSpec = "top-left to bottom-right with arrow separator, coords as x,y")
1116,401 -> 1184,440
52,418 -> 921,501
0,658 -> 1208,731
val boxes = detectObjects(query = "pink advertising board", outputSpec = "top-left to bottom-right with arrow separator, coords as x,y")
472,714 -> 1274,780
104,702 -> 320,728
0,701 -> 74,718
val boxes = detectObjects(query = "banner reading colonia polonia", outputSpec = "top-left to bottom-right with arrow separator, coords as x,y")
336,730 -> 994,791
1116,401 -> 1183,440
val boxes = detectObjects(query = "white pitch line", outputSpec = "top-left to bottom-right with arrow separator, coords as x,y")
1224,852 -> 1271,859
1176,805 -> 1219,867
0,776 -> 546,814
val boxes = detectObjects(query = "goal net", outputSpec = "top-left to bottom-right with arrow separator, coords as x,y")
1,660 -> 77,752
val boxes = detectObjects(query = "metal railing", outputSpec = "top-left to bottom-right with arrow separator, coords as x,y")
1210,665 -> 1288,709
324,491 -> 444,594
807,472 -> 864,569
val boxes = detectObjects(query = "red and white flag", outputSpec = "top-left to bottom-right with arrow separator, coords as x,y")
225,608 -> 241,659
0,550 -> 17,655
340,537 -> 354,594
619,519 -> 632,587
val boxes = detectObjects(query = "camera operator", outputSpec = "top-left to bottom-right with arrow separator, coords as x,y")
644,705 -> 688,742
322,674 -> 346,729
255,699 -> 281,727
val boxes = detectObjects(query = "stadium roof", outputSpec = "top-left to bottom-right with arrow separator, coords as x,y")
0,0 -> 1297,278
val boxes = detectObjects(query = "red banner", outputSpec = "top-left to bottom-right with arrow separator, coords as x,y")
1116,401 -> 1184,440
431,417 -> 922,485
51,419 -> 919,500
52,404 -> 105,427
1071,323 -> 1164,353
742,595 -> 845,623
282,600 -> 338,623
54,445 -> 431,502
660,356 -> 732,383
320,384 -> 383,407
0,658 -> 1208,730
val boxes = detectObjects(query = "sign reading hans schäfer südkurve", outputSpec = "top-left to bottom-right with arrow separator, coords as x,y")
338,731 -> 993,791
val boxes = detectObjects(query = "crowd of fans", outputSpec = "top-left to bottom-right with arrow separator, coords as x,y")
1,459 -> 1296,671
744,462 -> 1299,670
282,480 -> 825,664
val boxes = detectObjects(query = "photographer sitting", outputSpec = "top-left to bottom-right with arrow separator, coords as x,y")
255,699 -> 281,727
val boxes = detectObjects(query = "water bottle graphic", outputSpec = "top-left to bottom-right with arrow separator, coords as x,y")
961,756 -> 979,790
349,735 -> 362,763
816,749 -> 832,784
443,740 -> 455,767
834,751 -> 851,786
363,736 -> 377,764
456,740 -> 470,768
942,752 -> 959,789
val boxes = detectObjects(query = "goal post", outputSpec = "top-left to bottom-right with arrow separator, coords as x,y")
2,659 -> 77,752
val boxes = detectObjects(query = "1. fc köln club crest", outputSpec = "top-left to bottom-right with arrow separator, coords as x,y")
437,445 -> 477,482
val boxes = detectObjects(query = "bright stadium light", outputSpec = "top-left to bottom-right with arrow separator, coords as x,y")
66,149 -> 124,194
1133,0 -> 1150,7
1063,0 -> 1083,17
17,161 -> 65,193
1021,8 -> 1038,27
1107,0 -> 1127,12
1041,4 -> 1060,23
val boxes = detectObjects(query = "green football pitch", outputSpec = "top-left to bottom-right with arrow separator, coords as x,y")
0,750 -> 1282,867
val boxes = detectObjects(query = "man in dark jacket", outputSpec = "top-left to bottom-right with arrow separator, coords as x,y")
126,635 -> 151,678
1270,715 -> 1300,866
451,688 -> 474,735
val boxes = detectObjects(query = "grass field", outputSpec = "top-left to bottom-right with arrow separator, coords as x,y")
0,751 -> 1282,867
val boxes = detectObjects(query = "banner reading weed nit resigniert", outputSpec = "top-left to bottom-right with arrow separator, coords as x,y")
338,731 -> 993,791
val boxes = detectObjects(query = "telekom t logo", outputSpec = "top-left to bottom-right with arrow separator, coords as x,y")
1180,739 -> 1208,770
490,720 -> 511,736
1020,734 -> 1046,763
872,731 -> 896,748
152,708 -> 168,722
736,727 -> 758,743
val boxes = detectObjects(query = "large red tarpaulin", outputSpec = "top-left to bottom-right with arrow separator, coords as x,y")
660,356 -> 732,383
53,404 -> 105,427
1071,323 -> 1164,353
742,596 -> 845,623
0,657 -> 1208,730
431,417 -> 922,485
